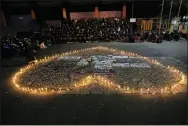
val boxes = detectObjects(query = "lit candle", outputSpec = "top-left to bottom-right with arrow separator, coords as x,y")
147,89 -> 149,95
140,89 -> 143,95
165,87 -> 168,92
152,91 -> 155,95
161,89 -> 163,94
140,88 -> 143,92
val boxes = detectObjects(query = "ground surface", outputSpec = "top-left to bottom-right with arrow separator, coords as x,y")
1,41 -> 188,124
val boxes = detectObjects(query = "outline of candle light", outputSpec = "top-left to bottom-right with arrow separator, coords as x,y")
11,46 -> 187,97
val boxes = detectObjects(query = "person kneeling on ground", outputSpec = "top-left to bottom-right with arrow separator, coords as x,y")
40,42 -> 47,49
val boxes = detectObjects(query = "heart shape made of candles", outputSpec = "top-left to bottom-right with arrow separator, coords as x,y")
12,46 -> 187,97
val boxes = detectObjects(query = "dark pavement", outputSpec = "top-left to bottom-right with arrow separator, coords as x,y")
1,41 -> 188,124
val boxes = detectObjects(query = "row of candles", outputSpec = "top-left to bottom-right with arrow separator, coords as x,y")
12,46 -> 187,96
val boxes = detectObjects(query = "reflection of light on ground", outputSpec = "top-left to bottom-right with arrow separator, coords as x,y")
12,46 -> 187,97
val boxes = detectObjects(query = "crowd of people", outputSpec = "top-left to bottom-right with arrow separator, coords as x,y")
42,18 -> 188,43
42,18 -> 136,43
1,31 -> 52,60
2,17 -> 187,62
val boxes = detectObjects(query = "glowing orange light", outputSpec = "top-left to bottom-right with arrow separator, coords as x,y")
11,46 -> 187,97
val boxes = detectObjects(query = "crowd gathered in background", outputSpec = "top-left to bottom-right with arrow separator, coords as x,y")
1,17 -> 187,61
43,18 -> 135,43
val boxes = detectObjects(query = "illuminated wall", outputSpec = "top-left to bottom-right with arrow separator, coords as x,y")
70,12 -> 95,20
70,11 -> 121,20
99,11 -> 121,18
